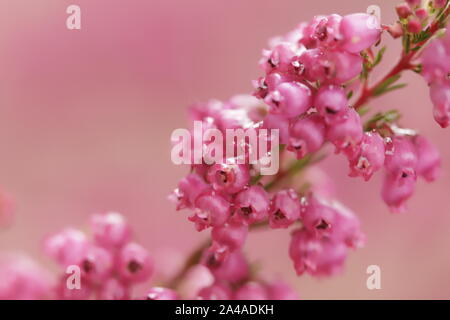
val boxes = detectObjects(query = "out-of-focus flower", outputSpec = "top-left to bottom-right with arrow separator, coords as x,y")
44,212 -> 154,300
0,253 -> 53,300
288,114 -> 326,159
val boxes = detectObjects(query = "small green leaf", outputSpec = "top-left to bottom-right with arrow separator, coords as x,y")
347,90 -> 354,100
412,29 -> 431,44
373,74 -> 402,96
364,109 -> 402,131
381,83 -> 408,95
357,105 -> 371,116
373,46 -> 386,67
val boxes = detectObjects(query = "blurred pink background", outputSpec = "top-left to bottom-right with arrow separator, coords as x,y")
0,0 -> 449,299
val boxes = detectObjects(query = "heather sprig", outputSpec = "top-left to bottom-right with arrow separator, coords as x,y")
170,0 -> 449,300
44,212 -> 154,300
0,0 -> 448,300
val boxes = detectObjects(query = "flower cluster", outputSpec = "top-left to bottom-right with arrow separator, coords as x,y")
254,12 -> 442,212
44,212 -> 154,299
392,0 -> 450,128
1,211 -> 298,300
381,134 -> 441,212
255,13 -> 380,96
254,13 -> 382,176
0,1 -> 448,301
172,2 -> 448,295
171,14 -> 380,284
395,1 -> 446,34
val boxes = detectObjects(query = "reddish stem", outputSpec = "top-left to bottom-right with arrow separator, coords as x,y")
354,54 -> 413,110
354,5 -> 449,110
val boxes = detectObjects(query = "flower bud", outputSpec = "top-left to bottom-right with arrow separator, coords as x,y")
381,171 -> 416,213
396,3 -> 413,19
384,137 -> 418,180
269,189 -> 301,228
211,221 -> 248,252
289,228 -> 348,277
288,114 -> 326,159
44,228 -> 89,267
207,164 -> 250,194
415,8 -> 428,20
329,50 -> 364,84
301,195 -> 365,248
90,212 -> 131,248
171,173 -> 210,210
339,13 -> 381,53
265,82 -> 312,118
298,48 -> 327,82
348,131 -> 385,181
260,42 -> 297,73
326,108 -> 363,153
407,18 -> 422,34
234,185 -> 270,224
191,193 -> 231,231
202,250 -> 249,284
314,85 -> 348,123
79,245 -> 114,282
117,242 -> 153,283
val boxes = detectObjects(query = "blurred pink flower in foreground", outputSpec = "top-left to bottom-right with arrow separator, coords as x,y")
0,253 -> 52,300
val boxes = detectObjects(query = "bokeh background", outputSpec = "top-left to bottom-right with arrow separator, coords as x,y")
0,0 -> 449,299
